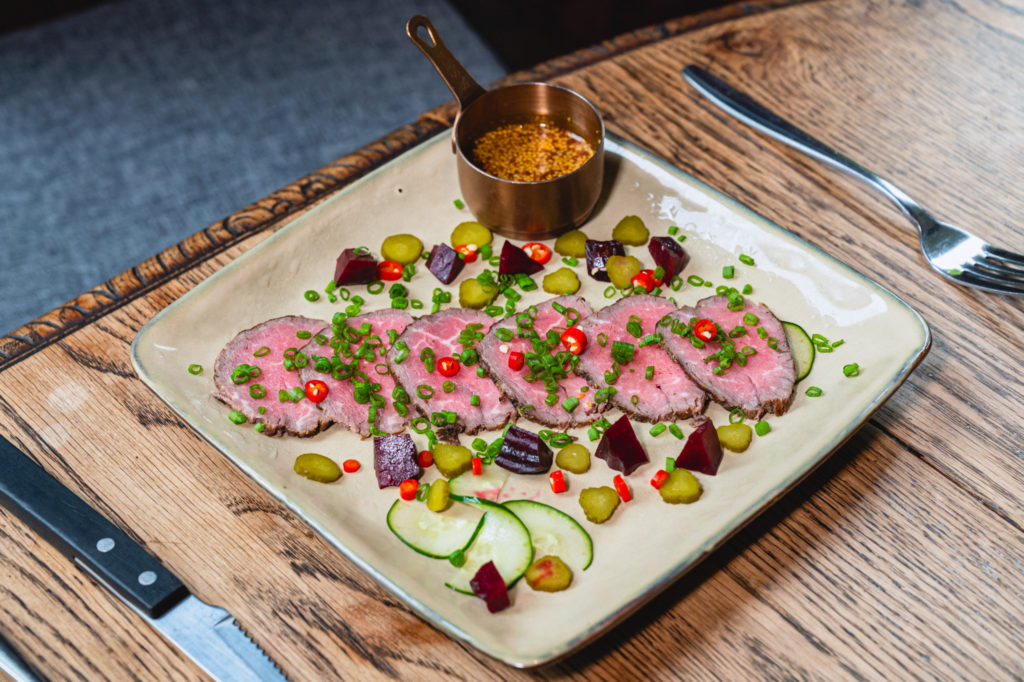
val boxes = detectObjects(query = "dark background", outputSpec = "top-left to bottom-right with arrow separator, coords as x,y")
0,0 -> 730,337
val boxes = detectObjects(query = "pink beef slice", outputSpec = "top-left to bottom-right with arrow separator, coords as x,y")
387,308 -> 515,441
661,296 -> 795,419
214,315 -> 330,436
478,295 -> 605,429
576,296 -> 707,423
298,309 -> 413,438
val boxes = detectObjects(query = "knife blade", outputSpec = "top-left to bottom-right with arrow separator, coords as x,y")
0,436 -> 287,681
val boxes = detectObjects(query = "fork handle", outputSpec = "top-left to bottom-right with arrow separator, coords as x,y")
682,66 -> 927,225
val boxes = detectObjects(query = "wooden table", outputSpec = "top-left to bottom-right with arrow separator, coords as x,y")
2,0 -> 1023,678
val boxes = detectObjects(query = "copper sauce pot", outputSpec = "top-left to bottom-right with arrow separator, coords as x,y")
407,15 -> 605,240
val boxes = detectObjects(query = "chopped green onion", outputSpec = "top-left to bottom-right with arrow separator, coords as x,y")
742,283 -> 753,295
843,363 -> 861,377
253,346 -> 270,357
228,410 -> 246,425
296,330 -> 312,339
645,365 -> 654,380
470,394 -> 480,406
670,277 -> 683,291
562,397 -> 579,412
472,437 -> 487,452
442,380 -> 455,393
729,408 -> 745,424
677,234 -> 687,242
187,363 -> 203,375
603,285 -> 617,298
610,341 -> 635,365
739,254 -> 755,266
665,456 -> 676,472
668,225 -> 679,235
588,426 -> 600,441
597,332 -> 608,347
563,256 -> 578,266
249,384 -> 266,399
304,290 -> 320,302
649,423 -> 666,437
805,386 -> 823,397
669,423 -> 684,439
755,420 -> 770,436
722,265 -> 734,279
743,313 -> 759,326
687,275 -> 704,287
367,281 -> 385,295
454,198 -> 465,209
495,328 -> 513,341
416,385 -> 434,399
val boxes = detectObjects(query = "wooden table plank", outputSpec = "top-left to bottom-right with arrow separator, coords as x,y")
2,0 -> 1024,679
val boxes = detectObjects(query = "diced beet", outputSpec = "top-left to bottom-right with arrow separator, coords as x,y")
470,560 -> 510,613
585,239 -> 625,282
648,236 -> 690,281
373,434 -> 422,488
498,241 -> 544,276
595,415 -> 649,475
425,243 -> 465,284
675,420 -> 723,475
334,247 -> 378,285
494,425 -> 552,474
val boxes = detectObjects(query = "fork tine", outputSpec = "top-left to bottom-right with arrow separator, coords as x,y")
982,244 -> 1024,267
955,267 -> 1024,295
971,256 -> 1024,281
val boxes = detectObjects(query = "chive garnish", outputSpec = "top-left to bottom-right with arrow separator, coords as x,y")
304,290 -> 320,302
187,363 -> 202,375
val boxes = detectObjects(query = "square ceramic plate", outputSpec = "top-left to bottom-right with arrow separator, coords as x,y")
132,133 -> 929,667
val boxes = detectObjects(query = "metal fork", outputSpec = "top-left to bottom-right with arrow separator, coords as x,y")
682,65 -> 1024,296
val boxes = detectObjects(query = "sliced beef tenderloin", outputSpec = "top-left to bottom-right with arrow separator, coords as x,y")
478,295 -> 604,429
214,315 -> 330,436
661,295 -> 795,419
298,309 -> 413,438
386,308 -> 515,441
575,296 -> 706,423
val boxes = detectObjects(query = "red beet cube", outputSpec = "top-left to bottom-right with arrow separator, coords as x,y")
675,420 -> 723,475
470,560 -> 510,613
498,241 -> 544,276
334,248 -> 378,285
648,236 -> 690,281
595,414 -> 649,475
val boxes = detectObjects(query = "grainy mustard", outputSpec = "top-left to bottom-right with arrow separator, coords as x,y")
472,121 -> 594,182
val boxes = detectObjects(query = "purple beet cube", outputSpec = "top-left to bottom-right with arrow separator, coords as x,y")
373,434 -> 422,488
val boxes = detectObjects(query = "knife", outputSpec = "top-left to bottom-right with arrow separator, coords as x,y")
0,436 -> 287,681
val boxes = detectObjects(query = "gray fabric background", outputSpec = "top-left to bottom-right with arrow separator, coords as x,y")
0,0 -> 506,335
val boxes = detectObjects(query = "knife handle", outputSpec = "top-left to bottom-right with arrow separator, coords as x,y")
0,436 -> 188,618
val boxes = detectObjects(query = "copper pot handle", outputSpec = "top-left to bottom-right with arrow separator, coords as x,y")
406,15 -> 486,111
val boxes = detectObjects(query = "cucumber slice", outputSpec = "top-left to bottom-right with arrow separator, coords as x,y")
387,499 -> 485,559
503,500 -> 593,571
444,498 -> 533,594
448,465 -> 510,501
782,321 -> 815,382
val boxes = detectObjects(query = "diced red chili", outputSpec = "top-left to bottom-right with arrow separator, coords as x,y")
399,478 -> 419,500
549,469 -> 567,494
521,242 -> 552,265
650,469 -> 669,489
694,318 -> 717,341
417,450 -> 434,468
437,356 -> 460,377
560,328 -> 587,355
613,474 -> 631,502
377,260 -> 404,281
507,350 -> 525,370
472,456 -> 483,476
304,380 -> 329,403
343,459 -> 361,473
455,244 -> 478,263
630,271 -> 656,293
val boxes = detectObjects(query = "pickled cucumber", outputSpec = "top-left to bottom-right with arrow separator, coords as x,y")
555,444 -> 590,474
293,453 -> 342,483
553,229 -> 587,258
658,469 -> 702,504
606,255 -> 642,289
717,423 -> 752,453
459,278 -> 499,309
450,221 -> 493,248
612,215 -> 649,246
525,555 -> 573,592
542,267 -> 580,295
426,478 -> 452,512
433,443 -> 474,478
380,233 -> 423,265
578,486 -> 619,524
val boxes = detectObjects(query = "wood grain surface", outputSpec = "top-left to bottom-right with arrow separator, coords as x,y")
2,0 -> 1023,679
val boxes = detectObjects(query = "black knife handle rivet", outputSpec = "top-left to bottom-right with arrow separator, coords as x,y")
0,436 -> 189,617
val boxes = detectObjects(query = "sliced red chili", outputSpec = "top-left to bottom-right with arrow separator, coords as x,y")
613,474 -> 631,502
455,244 -> 478,263
437,356 -> 460,377
507,350 -> 525,371
694,318 -> 717,341
398,478 -> 419,501
650,469 -> 669,489
342,459 -> 361,473
377,260 -> 404,281
549,469 -> 567,494
417,450 -> 434,468
521,242 -> 551,265
641,267 -> 663,286
471,456 -> 483,475
630,271 -> 656,293
304,379 -> 329,403
560,328 -> 588,355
